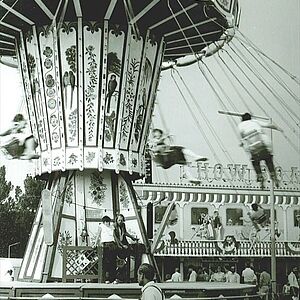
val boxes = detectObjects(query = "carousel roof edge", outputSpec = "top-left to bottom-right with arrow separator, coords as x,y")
0,0 -> 240,58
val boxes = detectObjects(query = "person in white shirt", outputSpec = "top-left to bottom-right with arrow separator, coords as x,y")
188,266 -> 197,282
94,216 -> 116,283
288,267 -> 299,300
242,262 -> 257,285
171,268 -> 182,282
138,263 -> 164,300
226,266 -> 240,283
238,113 -> 282,188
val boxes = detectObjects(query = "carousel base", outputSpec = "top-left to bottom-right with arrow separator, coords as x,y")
0,282 -> 257,299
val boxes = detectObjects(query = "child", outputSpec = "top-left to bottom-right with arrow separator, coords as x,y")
0,114 -> 39,160
150,128 -> 208,183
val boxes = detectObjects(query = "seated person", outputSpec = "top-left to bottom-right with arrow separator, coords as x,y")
0,114 -> 39,160
149,128 -> 208,183
247,203 -> 267,232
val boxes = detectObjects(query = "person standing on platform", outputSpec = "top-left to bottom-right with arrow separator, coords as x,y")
171,267 -> 182,282
94,215 -> 116,283
242,262 -> 257,285
138,263 -> 164,300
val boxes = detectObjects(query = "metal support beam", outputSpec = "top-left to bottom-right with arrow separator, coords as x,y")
149,3 -> 198,30
0,2 -> 34,25
151,202 -> 176,253
164,18 -> 216,37
34,0 -> 54,19
130,0 -> 160,25
121,172 -> 161,282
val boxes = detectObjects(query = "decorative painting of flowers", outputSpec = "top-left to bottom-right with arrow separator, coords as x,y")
89,172 -> 107,206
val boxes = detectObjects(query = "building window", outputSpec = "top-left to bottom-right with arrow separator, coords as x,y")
155,206 -> 167,224
226,208 -> 243,226
191,207 -> 208,225
294,210 -> 300,227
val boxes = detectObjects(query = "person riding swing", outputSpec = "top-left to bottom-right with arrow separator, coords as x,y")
149,128 -> 208,183
0,114 -> 39,160
238,113 -> 282,189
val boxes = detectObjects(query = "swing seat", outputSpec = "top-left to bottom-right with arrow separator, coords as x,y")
1,137 -> 25,159
153,146 -> 186,169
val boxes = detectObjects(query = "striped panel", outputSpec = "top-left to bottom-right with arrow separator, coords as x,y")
139,189 -> 300,206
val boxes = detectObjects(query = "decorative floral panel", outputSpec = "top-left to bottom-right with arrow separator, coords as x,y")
103,27 -> 126,149
130,36 -> 158,152
18,21 -> 163,176
117,34 -> 144,151
39,28 -> 63,151
59,23 -> 79,147
83,23 -> 102,146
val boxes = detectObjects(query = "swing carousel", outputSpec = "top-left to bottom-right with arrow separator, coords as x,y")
0,0 -> 242,294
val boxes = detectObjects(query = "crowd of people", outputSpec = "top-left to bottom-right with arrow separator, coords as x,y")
94,214 -> 139,283
162,263 -> 299,299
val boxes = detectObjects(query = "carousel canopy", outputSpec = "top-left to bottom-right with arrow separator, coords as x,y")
0,0 -> 236,60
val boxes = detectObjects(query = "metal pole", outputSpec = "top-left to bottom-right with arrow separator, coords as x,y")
270,180 -> 277,296
218,110 -> 270,121
8,242 -> 20,258
269,119 -> 276,296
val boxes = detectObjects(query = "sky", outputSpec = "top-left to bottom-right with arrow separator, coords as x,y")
0,0 -> 299,187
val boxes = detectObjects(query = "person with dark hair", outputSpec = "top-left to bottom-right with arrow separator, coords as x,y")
94,215 -> 116,283
238,112 -> 282,188
149,128 -> 207,183
188,265 -> 197,282
138,263 -> 164,300
248,203 -> 267,232
226,266 -> 240,283
0,113 -> 39,160
114,214 -> 138,257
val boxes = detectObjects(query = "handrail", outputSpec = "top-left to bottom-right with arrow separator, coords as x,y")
155,239 -> 300,256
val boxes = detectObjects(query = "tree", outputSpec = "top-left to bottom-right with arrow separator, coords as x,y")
14,175 -> 45,257
0,165 -> 16,257
0,166 -> 45,257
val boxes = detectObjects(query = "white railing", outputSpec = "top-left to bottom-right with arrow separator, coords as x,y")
155,240 -> 300,257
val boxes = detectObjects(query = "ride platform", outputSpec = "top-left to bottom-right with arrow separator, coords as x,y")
0,282 -> 256,299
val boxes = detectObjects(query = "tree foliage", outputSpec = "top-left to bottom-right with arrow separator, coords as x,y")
0,167 -> 45,257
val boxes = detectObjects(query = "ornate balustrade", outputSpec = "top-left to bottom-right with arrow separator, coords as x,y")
155,240 -> 300,257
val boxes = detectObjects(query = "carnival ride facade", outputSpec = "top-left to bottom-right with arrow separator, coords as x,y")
0,0 -> 240,284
